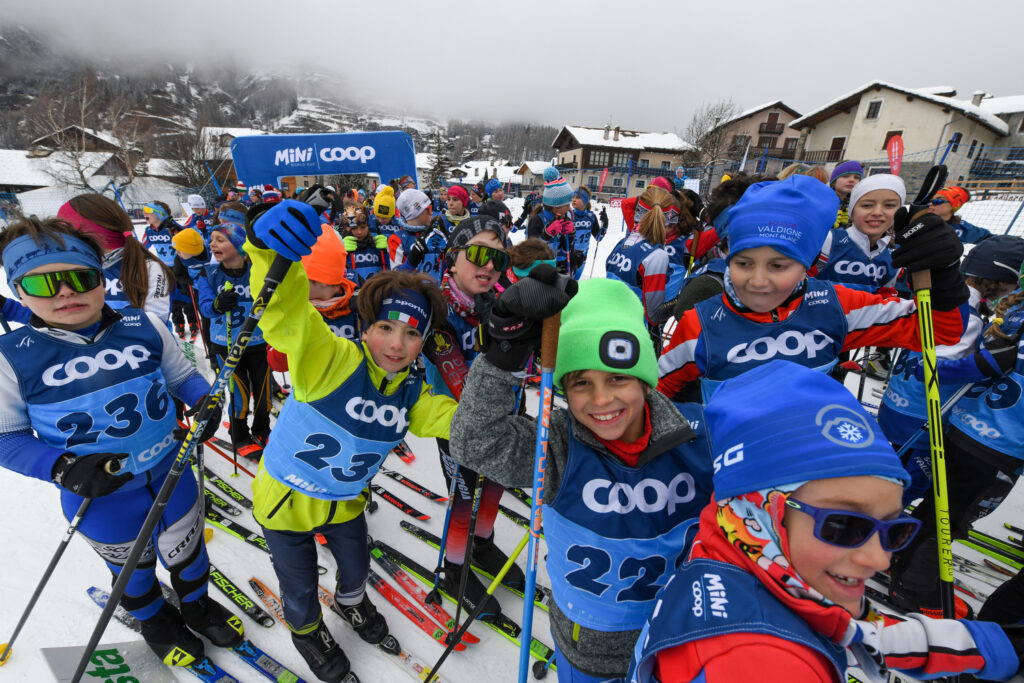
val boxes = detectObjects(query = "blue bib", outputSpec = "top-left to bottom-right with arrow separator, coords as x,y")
398,231 -> 443,281
628,558 -> 847,683
324,309 -> 359,343
949,342 -> 1024,459
544,408 -> 713,632
572,209 -> 598,253
345,247 -> 386,285
816,228 -> 897,290
0,309 -> 178,477
370,214 -> 403,236
424,311 -> 477,400
694,283 -> 847,402
203,264 -> 263,346
103,258 -> 131,311
606,235 -> 659,301
262,355 -> 423,499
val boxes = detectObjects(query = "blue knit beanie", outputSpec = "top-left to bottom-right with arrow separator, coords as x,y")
485,178 -> 502,197
829,160 -> 864,185
542,167 -> 575,207
707,360 -> 910,499
726,175 -> 837,268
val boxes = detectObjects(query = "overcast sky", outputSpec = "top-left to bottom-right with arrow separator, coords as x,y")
5,0 -> 1023,134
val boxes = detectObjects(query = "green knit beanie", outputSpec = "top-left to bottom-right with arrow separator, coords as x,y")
554,278 -> 659,389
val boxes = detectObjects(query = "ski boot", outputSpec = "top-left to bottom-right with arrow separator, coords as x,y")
140,601 -> 206,666
174,322 -> 186,340
180,595 -> 244,647
473,532 -> 526,591
236,440 -> 264,462
332,593 -> 400,654
441,557 -> 501,620
189,323 -> 199,341
291,621 -> 358,683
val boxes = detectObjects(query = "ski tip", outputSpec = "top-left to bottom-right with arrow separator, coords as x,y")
0,643 -> 11,666
204,528 -> 214,543
416,515 -> 430,521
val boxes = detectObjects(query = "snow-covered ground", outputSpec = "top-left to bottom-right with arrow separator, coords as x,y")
1,206 -> 1023,682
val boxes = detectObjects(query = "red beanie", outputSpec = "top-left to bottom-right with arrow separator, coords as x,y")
447,185 -> 469,207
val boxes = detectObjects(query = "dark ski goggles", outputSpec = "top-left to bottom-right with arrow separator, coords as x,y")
16,268 -> 104,298
454,245 -> 509,271
784,498 -> 921,551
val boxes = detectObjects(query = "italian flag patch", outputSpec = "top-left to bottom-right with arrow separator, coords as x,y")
388,311 -> 418,327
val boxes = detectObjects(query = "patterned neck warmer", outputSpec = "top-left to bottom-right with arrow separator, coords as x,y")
441,272 -> 477,323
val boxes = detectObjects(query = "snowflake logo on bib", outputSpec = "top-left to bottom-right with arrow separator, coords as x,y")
815,404 -> 874,448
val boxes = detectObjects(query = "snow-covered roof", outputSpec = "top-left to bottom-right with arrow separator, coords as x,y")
790,81 -> 1009,136
715,101 -> 801,129
15,175 -> 187,219
0,149 -> 113,187
979,96 -> 1024,116
30,126 -> 121,150
554,126 -> 693,152
518,161 -> 551,175
415,152 -> 436,170
201,127 -> 267,147
916,85 -> 957,97
143,157 -> 181,177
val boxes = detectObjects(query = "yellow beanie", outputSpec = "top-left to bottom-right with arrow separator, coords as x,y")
172,228 -> 205,257
373,186 -> 396,218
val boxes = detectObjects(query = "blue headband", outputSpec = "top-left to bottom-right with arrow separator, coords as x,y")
144,203 -> 169,221
3,234 -> 102,295
575,187 -> 590,204
218,208 -> 246,227
377,289 -> 431,335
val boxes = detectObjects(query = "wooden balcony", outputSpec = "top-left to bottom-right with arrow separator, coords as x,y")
802,149 -> 844,163
759,122 -> 785,135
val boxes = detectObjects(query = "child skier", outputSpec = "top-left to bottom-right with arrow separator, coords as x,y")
449,276 -> 714,681
931,185 -> 994,244
369,185 -> 402,236
570,187 -> 599,277
527,167 -> 576,273
338,204 -> 389,286
629,360 -> 1024,683
813,174 -> 904,291
657,175 -> 969,403
829,160 -> 863,228
0,216 -> 235,668
142,201 -> 198,339
195,204 -> 271,459
392,189 -> 447,281
244,196 -> 458,683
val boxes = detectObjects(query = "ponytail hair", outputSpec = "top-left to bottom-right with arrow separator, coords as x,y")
67,194 -> 174,309
987,291 -> 1024,341
638,205 -> 667,245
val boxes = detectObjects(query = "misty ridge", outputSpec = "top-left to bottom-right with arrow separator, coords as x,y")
0,24 -> 558,165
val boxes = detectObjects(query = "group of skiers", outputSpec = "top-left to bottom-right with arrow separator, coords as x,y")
1,155 -> 1024,683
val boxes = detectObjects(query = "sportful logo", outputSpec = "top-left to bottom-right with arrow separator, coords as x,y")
582,473 -> 696,515
43,345 -> 151,386
691,573 -> 729,619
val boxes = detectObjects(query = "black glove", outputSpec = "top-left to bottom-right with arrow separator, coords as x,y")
891,211 -> 964,273
484,264 -> 578,371
212,289 -> 239,313
52,451 -> 133,497
999,623 -> 1024,671
172,256 -> 190,283
975,333 -> 1021,377
179,394 -> 224,443
600,208 -> 609,229
407,236 -> 427,268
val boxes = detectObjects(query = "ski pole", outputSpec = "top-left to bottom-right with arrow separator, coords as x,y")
69,254 -> 294,683
426,531 -> 531,683
224,282 -> 239,478
426,465 -> 462,607
448,472 -> 487,646
519,316 -> 560,683
906,164 -> 957,628
686,223 -> 704,277
0,496 -> 93,665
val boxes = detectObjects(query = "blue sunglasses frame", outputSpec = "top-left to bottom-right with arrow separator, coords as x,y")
784,498 -> 921,551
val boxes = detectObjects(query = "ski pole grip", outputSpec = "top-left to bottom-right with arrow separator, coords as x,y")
540,314 -> 561,371
911,270 -> 932,292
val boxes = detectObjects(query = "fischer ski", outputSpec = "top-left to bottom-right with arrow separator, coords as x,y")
200,465 -> 254,509
366,568 -> 467,650
86,587 -> 240,682
957,537 -> 1023,571
373,539 -> 556,669
391,441 -> 415,464
369,484 -> 430,520
369,543 -> 480,644
208,564 -> 275,628
204,508 -> 327,576
248,578 -> 287,626
399,520 -> 552,611
498,504 -> 541,537
204,487 -> 242,516
379,467 -> 448,502
507,487 -> 533,508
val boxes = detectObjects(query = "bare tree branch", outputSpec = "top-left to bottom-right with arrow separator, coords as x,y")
684,100 -> 740,165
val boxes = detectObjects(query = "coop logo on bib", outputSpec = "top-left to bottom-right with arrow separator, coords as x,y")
815,404 -> 874,448
43,345 -> 151,386
835,261 -> 885,279
727,330 -> 833,364
691,572 -> 729,620
582,473 -> 695,515
345,397 -> 409,432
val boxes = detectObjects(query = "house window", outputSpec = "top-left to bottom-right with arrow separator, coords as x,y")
883,130 -> 903,150
866,100 -> 882,119
967,139 -> 978,159
977,143 -> 985,158
613,178 -> 623,187
660,160 -> 671,169
757,136 -> 777,149
638,159 -> 649,168
1019,117 -> 1024,133
587,175 -> 598,188
635,180 -> 645,188
591,151 -> 609,166
572,154 -> 577,163
612,153 -> 630,166
784,137 -> 799,150
733,134 -> 750,148
949,132 -> 962,153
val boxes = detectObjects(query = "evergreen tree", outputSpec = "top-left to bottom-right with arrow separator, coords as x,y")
427,131 -> 451,189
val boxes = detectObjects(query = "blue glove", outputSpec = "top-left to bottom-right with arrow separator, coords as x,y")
252,199 -> 321,261
426,231 -> 446,252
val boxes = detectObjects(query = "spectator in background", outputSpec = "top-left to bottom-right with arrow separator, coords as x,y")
468,182 -> 485,216
432,186 -> 448,214
370,186 -> 402,236
930,185 -> 993,244
396,175 -> 416,194
673,166 -> 688,190
828,160 -> 864,228
249,187 -> 263,205
484,178 -> 505,202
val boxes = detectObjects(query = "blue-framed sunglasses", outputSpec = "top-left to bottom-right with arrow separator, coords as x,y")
930,198 -> 949,206
784,498 -> 921,551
